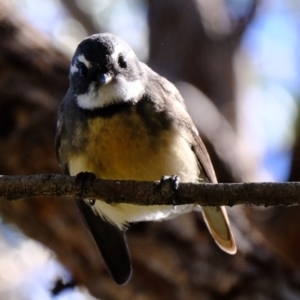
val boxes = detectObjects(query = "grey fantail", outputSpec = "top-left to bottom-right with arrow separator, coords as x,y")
55,33 -> 236,285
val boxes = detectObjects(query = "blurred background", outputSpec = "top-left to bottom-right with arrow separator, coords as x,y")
1,0 -> 300,299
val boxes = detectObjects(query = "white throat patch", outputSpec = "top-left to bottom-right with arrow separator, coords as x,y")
76,76 -> 144,110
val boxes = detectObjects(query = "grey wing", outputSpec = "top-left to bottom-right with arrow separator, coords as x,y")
164,79 -> 237,254
146,69 -> 218,184
191,131 -> 236,254
55,107 -> 132,284
191,131 -> 218,184
55,115 -> 69,175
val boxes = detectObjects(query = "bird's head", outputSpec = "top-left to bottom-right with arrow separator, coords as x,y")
70,33 -> 144,110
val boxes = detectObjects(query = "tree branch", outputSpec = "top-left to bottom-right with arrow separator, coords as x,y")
0,174 -> 298,207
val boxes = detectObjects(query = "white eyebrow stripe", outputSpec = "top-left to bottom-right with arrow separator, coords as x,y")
77,54 -> 91,68
70,64 -> 78,74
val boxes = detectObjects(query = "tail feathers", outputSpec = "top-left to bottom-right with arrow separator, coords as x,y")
76,199 -> 132,285
201,206 -> 236,255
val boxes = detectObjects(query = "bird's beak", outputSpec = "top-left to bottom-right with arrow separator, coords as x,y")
97,73 -> 113,85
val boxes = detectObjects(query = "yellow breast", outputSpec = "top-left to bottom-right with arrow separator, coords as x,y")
68,111 -> 200,183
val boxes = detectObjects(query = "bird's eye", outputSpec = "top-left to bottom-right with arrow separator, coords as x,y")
78,64 -> 88,77
118,55 -> 127,69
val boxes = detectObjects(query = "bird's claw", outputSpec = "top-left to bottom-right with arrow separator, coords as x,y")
158,175 -> 180,209
75,172 -> 96,201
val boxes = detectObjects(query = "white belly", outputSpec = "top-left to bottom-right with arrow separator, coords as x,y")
90,201 -> 194,230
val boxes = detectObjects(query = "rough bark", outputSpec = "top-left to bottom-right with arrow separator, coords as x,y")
2,174 -> 300,207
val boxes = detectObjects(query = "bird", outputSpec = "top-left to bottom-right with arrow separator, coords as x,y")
55,33 -> 236,285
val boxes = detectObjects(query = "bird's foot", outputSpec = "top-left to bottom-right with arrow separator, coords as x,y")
75,172 -> 96,204
159,175 -> 180,209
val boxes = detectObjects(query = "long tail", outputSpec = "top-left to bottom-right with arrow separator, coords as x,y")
201,206 -> 236,254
